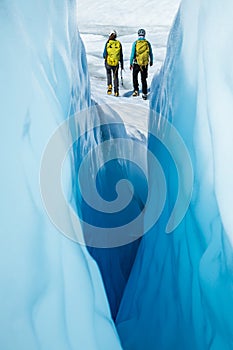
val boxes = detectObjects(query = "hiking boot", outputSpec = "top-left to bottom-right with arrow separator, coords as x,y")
142,94 -> 147,100
132,90 -> 139,97
107,85 -> 112,95
114,91 -> 119,97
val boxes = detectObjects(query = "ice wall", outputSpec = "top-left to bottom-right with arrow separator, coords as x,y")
116,2 -> 233,350
0,1 -> 122,349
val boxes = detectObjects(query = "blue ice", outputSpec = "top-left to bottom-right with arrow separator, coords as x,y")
1,0 -> 233,350
0,1 -> 121,349
116,3 -> 233,350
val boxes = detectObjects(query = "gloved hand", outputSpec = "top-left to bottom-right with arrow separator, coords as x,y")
150,62 -> 153,67
130,64 -> 133,70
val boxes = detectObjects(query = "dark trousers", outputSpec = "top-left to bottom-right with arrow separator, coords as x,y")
133,64 -> 148,95
105,62 -> 119,93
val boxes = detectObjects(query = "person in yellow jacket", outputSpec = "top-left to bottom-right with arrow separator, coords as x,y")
103,30 -> 124,97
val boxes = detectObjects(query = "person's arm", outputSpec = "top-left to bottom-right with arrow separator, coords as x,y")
103,42 -> 107,59
148,41 -> 153,66
120,43 -> 124,69
130,41 -> 136,67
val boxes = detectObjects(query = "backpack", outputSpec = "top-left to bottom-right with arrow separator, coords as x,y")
135,40 -> 149,67
106,40 -> 121,66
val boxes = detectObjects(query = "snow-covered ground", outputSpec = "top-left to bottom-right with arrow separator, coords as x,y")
77,0 -> 180,27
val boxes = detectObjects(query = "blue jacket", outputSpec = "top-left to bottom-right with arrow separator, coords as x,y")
130,37 -> 153,66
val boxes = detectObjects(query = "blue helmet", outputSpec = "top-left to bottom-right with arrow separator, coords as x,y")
138,28 -> 146,37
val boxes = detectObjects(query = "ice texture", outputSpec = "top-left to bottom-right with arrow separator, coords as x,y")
2,0 -> 233,349
116,3 -> 233,350
0,1 -> 121,349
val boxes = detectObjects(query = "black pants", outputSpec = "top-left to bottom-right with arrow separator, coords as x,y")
105,62 -> 119,93
133,64 -> 148,95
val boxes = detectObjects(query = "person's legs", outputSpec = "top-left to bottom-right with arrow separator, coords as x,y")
141,66 -> 148,95
105,62 -> 112,94
133,64 -> 140,94
113,65 -> 119,95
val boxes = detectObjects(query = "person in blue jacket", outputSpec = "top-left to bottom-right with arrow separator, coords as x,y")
130,29 -> 153,100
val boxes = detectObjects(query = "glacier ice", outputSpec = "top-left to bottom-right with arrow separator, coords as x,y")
2,0 -> 233,349
0,1 -> 121,349
116,2 -> 233,350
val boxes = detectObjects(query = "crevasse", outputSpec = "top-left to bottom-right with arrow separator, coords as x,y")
1,1 -> 233,350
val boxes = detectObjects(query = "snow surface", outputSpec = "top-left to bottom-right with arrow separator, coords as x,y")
77,0 -> 180,27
